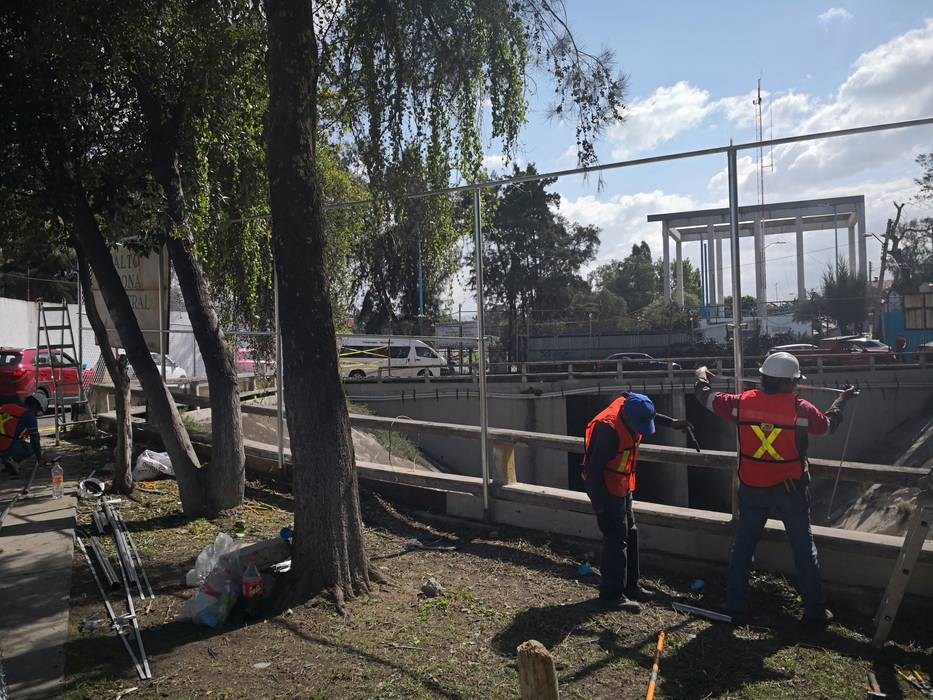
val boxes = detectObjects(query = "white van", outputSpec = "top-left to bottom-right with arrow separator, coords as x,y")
339,336 -> 447,379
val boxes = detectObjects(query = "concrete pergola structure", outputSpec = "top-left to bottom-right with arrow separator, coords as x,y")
647,195 -> 867,330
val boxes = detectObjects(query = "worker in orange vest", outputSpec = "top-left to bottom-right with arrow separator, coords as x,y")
1,393 -> 48,476
695,352 -> 858,625
582,392 -> 691,612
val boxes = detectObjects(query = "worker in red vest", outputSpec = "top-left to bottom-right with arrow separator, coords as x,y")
582,392 -> 691,612
695,352 -> 858,625
0,394 -> 47,476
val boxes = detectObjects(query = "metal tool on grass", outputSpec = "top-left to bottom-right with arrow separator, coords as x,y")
671,601 -> 732,623
76,537 -> 146,680
645,630 -> 665,700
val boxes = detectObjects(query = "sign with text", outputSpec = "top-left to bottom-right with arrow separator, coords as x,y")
91,247 -> 170,353
435,321 -> 478,348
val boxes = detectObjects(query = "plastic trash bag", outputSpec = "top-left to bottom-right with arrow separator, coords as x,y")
182,533 -> 243,628
185,533 -> 237,586
132,450 -> 174,481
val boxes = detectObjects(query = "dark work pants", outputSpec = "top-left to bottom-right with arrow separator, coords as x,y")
591,491 -> 639,599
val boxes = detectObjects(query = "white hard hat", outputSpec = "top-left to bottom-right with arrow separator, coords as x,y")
759,351 -> 804,380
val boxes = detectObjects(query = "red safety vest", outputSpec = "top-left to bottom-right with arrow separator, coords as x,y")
736,389 -> 805,487
583,396 -> 643,497
0,403 -> 28,453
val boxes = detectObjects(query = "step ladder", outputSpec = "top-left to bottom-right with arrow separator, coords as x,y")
872,471 -> 933,649
36,299 -> 94,444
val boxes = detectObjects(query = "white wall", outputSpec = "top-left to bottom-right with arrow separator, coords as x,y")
0,296 -> 100,371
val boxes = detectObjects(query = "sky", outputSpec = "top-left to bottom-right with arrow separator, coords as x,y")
453,1 -> 933,311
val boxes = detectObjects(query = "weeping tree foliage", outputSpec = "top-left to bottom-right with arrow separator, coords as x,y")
263,0 -> 627,608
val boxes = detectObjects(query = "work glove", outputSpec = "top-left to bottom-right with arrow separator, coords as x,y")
671,419 -> 693,432
694,366 -> 716,382
840,384 -> 860,401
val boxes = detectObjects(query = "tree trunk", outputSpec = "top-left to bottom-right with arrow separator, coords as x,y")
74,240 -> 133,494
133,78 -> 245,512
66,167 -> 208,516
264,0 -> 370,606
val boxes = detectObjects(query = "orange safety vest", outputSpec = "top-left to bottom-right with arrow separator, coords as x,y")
0,403 -> 28,453
735,390 -> 805,487
583,396 -> 643,497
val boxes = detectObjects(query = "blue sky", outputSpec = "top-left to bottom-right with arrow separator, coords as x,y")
457,2 -> 933,307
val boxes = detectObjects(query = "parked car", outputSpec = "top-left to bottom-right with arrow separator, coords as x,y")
235,348 -> 275,375
772,336 -> 894,366
339,336 -> 446,379
126,353 -> 188,383
0,346 -> 94,403
597,352 -> 681,372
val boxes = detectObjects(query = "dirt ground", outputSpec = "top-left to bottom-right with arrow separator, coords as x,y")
61,443 -> 933,700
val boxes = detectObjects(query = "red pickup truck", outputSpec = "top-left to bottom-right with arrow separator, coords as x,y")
0,347 -> 94,403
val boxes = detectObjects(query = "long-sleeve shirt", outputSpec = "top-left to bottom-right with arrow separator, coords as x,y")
694,379 -> 846,464
584,413 -> 676,483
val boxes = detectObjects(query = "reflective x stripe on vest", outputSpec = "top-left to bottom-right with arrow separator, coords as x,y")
749,424 -> 784,459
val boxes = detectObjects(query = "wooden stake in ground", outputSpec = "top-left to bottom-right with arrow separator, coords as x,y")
517,639 -> 559,700
646,630 -> 666,700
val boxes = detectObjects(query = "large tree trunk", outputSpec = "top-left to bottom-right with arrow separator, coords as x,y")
132,77 -> 245,513
65,167 -> 209,516
75,239 -> 133,494
264,0 -> 370,607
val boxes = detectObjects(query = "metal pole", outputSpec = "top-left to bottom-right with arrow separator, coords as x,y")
274,269 -> 285,475
417,222 -> 424,337
473,187 -> 490,517
727,146 -> 744,518
77,271 -> 84,402
158,246 -> 166,381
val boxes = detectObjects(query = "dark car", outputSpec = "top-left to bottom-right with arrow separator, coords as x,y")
599,352 -> 681,372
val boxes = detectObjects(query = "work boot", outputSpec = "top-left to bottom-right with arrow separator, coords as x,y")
801,608 -> 834,626
625,584 -> 655,602
595,595 -> 641,613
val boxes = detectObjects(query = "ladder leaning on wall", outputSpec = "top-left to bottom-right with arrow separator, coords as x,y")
35,299 -> 94,445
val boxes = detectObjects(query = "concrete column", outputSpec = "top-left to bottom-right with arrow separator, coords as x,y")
675,240 -> 684,307
796,216 -> 806,301
667,389 -> 690,507
857,202 -> 868,281
716,235 -> 724,307
848,224 -> 857,274
755,216 -> 768,333
706,223 -> 717,307
662,224 -> 671,303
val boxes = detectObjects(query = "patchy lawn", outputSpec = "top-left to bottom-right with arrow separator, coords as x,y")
63,465 -> 933,699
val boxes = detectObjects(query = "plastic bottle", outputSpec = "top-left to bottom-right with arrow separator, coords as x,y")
51,463 -> 64,499
242,556 -> 263,620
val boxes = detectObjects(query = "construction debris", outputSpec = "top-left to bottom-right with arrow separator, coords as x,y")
421,577 -> 445,598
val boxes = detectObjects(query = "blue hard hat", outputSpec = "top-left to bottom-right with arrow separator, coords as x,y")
622,393 -> 656,436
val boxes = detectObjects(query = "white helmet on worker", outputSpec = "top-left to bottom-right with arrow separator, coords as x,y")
759,351 -> 804,380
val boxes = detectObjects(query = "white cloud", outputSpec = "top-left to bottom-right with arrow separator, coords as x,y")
818,7 -> 853,24
558,190 -> 701,264
605,82 -> 715,159
482,153 -> 523,174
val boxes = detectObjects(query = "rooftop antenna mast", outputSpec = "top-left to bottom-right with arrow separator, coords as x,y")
753,76 -> 766,207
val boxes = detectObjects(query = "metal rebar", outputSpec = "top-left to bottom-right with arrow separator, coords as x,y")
89,535 -> 121,591
103,501 -> 143,599
116,509 -> 154,599
76,537 -> 145,679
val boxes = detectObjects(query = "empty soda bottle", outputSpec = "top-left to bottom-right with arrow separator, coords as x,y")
51,463 -> 64,499
242,556 -> 263,619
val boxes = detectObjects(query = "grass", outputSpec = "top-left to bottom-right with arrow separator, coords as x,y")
58,440 -> 933,699
348,400 -> 432,468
